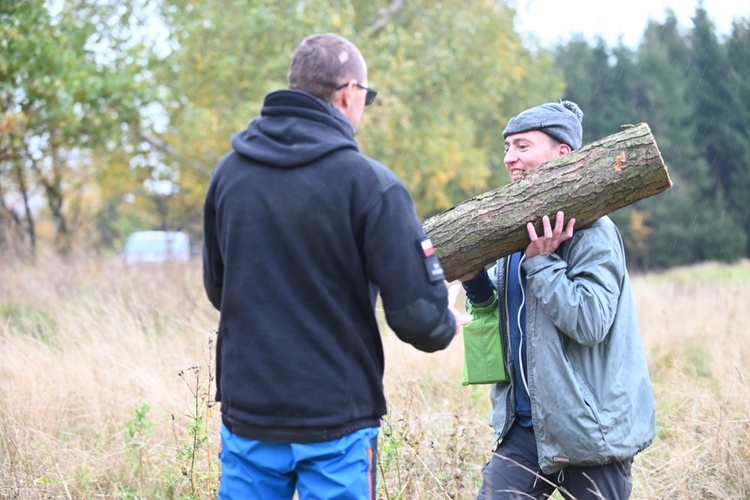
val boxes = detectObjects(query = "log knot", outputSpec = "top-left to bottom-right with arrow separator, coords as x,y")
615,152 -> 626,172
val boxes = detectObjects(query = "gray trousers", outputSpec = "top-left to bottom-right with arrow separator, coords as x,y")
476,424 -> 633,500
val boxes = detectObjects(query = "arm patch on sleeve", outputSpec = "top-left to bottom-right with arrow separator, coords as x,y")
419,238 -> 445,283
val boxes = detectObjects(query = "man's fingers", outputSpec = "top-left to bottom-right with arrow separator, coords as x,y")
456,313 -> 473,327
542,215 -> 552,237
447,283 -> 473,333
448,282 -> 462,304
527,221 -> 538,241
566,218 -> 576,237
554,211 -> 565,234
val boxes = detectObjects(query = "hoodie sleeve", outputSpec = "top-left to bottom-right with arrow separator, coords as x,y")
363,182 -> 455,353
202,180 -> 223,311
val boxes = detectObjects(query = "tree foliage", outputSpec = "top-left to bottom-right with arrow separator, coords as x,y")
153,0 -> 563,222
1,0 -> 156,257
3,1 -> 748,271
350,0 -> 564,216
726,20 -> 750,239
555,8 -> 750,268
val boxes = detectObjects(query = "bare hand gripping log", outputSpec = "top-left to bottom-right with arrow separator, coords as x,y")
423,123 -> 672,282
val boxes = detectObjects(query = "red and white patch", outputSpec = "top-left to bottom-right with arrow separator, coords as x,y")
420,238 -> 435,257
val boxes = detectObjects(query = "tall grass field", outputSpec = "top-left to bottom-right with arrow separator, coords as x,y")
1,256 -> 749,499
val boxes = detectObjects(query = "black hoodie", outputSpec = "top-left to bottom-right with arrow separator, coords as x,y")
203,90 -> 456,442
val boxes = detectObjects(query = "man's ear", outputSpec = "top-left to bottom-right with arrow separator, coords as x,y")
559,143 -> 572,156
338,80 -> 354,109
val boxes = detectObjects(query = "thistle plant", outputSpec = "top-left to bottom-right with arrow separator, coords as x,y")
172,332 -> 220,498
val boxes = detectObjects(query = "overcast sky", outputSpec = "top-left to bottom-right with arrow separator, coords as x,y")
512,0 -> 750,48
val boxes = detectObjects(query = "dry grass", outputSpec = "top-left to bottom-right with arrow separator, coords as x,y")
630,262 -> 750,499
1,256 -> 749,499
0,256 -> 220,498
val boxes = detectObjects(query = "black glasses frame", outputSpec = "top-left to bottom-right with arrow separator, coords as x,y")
335,82 -> 377,106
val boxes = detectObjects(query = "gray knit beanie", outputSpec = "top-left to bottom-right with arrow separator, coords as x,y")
502,100 -> 584,150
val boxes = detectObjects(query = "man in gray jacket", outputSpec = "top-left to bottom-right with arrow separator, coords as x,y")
461,101 -> 656,499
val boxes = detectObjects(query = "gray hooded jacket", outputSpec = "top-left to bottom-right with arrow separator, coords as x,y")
484,216 -> 656,474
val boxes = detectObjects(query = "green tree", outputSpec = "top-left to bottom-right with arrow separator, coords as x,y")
353,0 -> 564,215
154,0 -> 563,225
684,6 -> 747,259
725,19 -> 750,255
0,0 -> 157,256
149,0 -> 318,239
689,8 -> 742,198
554,9 -> 747,269
627,12 -> 744,268
554,38 -> 629,144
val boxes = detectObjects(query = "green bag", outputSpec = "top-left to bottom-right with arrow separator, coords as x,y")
462,294 -> 509,386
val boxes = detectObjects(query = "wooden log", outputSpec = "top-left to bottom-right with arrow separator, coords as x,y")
423,123 -> 672,282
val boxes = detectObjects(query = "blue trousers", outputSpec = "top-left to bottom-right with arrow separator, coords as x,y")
218,424 -> 378,500
477,423 -> 633,499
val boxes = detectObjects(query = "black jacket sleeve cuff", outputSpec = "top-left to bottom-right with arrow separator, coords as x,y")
461,267 -> 493,305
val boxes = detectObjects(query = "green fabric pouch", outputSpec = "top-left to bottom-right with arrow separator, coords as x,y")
462,294 -> 509,386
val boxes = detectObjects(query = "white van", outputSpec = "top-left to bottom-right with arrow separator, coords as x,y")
122,230 -> 191,265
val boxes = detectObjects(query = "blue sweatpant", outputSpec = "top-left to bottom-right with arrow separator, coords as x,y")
218,424 -> 378,500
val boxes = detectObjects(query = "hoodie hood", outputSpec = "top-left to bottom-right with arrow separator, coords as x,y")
231,90 -> 359,168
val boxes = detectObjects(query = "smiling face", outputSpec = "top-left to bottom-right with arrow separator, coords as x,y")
503,130 -> 571,181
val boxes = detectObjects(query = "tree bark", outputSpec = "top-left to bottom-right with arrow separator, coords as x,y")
423,123 -> 672,282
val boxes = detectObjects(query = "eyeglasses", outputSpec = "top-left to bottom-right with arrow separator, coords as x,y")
335,82 -> 377,106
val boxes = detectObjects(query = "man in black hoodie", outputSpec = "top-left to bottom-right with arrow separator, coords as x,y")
203,33 -> 471,499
